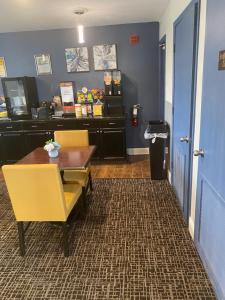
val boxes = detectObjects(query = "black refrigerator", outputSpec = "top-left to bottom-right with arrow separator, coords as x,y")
1,76 -> 39,120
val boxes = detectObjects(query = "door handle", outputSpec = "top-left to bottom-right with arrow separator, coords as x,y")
180,136 -> 189,143
193,149 -> 205,157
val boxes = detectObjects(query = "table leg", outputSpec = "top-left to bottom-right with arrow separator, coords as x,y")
60,170 -> 65,184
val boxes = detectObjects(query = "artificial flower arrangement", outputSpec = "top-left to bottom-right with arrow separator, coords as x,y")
44,139 -> 61,158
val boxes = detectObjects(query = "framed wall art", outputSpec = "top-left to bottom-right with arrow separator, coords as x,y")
65,47 -> 89,72
34,53 -> 52,75
93,44 -> 117,71
0,57 -> 7,77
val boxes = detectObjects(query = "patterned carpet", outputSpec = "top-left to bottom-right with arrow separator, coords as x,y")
0,179 -> 216,300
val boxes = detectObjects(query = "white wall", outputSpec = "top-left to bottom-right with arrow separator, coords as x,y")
160,0 -> 207,237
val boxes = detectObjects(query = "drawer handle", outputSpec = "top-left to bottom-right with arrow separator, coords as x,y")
31,125 -> 38,128
104,130 -> 123,133
57,124 -> 64,127
83,123 -> 90,126
108,122 -> 116,125
6,126 -> 13,129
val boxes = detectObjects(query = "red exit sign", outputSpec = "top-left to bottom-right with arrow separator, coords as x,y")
129,34 -> 140,45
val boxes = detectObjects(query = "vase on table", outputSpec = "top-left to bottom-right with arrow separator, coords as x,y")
48,149 -> 59,158
44,140 -> 61,158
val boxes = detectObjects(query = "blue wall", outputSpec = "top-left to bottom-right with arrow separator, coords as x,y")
0,23 -> 159,148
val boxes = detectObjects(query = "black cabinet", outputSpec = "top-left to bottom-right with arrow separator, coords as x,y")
24,131 -> 53,154
88,129 -> 101,159
1,132 -> 27,163
0,117 -> 126,164
101,129 -> 126,159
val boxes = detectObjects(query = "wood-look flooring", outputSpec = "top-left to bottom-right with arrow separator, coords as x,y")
91,155 -> 150,178
0,155 -> 150,181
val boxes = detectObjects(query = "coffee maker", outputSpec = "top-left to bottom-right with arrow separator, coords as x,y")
37,101 -> 52,119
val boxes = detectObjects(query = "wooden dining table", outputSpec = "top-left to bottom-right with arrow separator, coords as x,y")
17,146 -> 96,170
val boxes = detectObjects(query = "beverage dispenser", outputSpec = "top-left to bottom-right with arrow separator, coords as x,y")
112,70 -> 122,95
104,71 -> 113,96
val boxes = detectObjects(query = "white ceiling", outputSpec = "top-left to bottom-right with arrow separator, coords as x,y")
0,0 -> 169,33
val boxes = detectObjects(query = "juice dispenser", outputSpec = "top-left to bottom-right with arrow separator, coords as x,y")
112,70 -> 122,95
104,71 -> 113,96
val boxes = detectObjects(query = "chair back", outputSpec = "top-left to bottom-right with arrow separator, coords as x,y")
2,164 -> 68,222
54,130 -> 89,147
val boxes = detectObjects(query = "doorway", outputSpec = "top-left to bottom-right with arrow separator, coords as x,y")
194,0 -> 225,298
172,0 -> 200,223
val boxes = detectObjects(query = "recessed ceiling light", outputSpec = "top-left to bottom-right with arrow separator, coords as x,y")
77,25 -> 85,44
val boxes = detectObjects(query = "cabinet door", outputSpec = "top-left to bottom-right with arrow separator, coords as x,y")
25,131 -> 53,154
88,129 -> 100,159
1,132 -> 27,163
101,129 -> 126,159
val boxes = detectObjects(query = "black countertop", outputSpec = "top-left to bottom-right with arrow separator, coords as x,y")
0,115 -> 126,124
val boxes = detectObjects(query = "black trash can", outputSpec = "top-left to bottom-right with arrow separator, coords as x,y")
146,120 -> 169,180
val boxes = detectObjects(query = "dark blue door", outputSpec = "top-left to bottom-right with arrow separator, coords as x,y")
172,1 -> 199,222
195,0 -> 225,298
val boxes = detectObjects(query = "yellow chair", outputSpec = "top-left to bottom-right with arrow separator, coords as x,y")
54,130 -> 89,147
2,164 -> 82,257
54,130 -> 93,193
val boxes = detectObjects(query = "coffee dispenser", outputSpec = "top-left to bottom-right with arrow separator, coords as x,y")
112,70 -> 122,95
104,72 -> 113,96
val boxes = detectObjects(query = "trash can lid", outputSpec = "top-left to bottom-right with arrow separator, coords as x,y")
147,120 -> 169,133
148,120 -> 165,125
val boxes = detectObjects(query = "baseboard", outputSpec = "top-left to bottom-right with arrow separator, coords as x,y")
189,217 -> 195,239
126,148 -> 149,155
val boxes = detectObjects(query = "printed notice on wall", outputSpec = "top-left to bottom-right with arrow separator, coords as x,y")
0,57 -> 7,77
218,50 -> 225,70
60,81 -> 75,106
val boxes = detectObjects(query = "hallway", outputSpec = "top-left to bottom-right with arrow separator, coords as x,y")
0,177 -> 216,299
